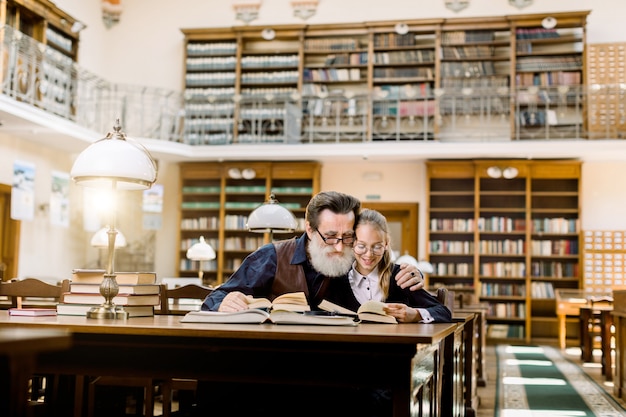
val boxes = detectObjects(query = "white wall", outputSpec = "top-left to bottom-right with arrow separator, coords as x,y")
0,133 -> 84,279
52,0 -> 626,91
581,162 -> 626,229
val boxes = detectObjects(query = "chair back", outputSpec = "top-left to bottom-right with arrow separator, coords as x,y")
0,278 -> 70,308
435,286 -> 455,315
158,283 -> 214,315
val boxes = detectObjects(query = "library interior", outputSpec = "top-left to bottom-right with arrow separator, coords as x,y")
2,1 -> 626,417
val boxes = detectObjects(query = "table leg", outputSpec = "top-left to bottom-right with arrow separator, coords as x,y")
580,308 -> 593,362
559,314 -> 566,349
602,310 -> 614,382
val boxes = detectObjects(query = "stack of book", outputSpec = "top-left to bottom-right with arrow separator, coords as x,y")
57,270 -> 160,317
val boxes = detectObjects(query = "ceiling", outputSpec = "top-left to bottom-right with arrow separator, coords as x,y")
3,95 -> 626,164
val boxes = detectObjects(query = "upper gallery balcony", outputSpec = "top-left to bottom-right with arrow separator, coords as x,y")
1,25 -> 625,162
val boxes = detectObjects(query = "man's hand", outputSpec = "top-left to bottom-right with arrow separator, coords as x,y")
217,291 -> 251,312
395,264 -> 424,291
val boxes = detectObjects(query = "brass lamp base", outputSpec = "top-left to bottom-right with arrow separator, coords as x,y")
86,305 -> 130,319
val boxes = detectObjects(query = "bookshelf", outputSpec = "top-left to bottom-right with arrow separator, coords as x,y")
426,160 -> 582,343
509,12 -> 587,140
181,10 -> 590,144
302,24 -> 370,143
438,18 -> 512,141
178,161 -> 320,286
2,0 -> 82,116
183,29 -> 238,145
238,27 -> 302,144
370,21 -> 439,141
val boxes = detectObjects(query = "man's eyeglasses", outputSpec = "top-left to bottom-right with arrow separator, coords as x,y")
315,229 -> 355,246
353,243 -> 386,256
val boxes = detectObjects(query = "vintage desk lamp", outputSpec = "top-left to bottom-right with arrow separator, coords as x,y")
246,193 -> 298,242
186,236 -> 216,281
71,120 -> 157,319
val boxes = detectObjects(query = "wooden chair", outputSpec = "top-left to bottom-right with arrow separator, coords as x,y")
158,283 -> 213,416
0,277 -> 69,309
158,283 -> 213,315
0,278 -> 70,416
435,286 -> 455,315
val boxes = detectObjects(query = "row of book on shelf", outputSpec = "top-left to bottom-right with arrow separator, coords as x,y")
430,217 -> 578,233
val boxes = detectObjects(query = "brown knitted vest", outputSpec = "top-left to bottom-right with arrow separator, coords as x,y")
271,238 -> 308,299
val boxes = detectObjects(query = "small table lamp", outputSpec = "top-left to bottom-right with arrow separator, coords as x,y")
91,226 -> 127,248
71,120 -> 157,319
91,226 -> 127,269
186,236 -> 216,281
395,252 -> 434,275
246,194 -> 298,242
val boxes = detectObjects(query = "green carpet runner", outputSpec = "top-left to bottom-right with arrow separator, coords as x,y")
496,345 -> 626,417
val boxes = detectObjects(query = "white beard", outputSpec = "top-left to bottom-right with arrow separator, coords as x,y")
308,241 -> 354,277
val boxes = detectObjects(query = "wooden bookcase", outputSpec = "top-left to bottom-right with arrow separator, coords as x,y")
1,0 -> 81,116
426,160 -> 581,343
438,17 -> 512,141
369,20 -> 440,141
181,11 -> 589,145
178,161 -> 320,286
509,12 -> 588,140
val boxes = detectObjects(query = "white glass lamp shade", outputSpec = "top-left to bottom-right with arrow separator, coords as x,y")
186,236 -> 216,261
395,253 -> 434,274
416,260 -> 435,274
247,194 -> 298,233
395,253 -> 419,267
90,226 -> 127,248
71,121 -> 157,190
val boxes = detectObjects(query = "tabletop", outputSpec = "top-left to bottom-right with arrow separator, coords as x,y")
0,327 -> 71,354
0,311 -> 457,345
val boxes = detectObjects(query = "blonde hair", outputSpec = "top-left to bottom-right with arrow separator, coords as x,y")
356,209 -> 393,299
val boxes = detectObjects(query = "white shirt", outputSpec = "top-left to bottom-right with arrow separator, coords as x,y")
348,262 -> 434,323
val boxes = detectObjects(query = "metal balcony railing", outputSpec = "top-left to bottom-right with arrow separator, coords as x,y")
2,25 -> 625,145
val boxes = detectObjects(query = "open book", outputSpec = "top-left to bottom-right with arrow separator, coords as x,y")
245,291 -> 311,312
319,299 -> 398,324
180,309 -> 357,326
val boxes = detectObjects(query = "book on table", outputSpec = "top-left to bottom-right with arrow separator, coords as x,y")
8,308 -> 58,317
69,283 -> 161,295
318,299 -> 398,324
61,292 -> 160,306
56,303 -> 154,317
71,269 -> 157,285
180,309 -> 357,326
181,291 -> 356,325
244,291 -> 311,312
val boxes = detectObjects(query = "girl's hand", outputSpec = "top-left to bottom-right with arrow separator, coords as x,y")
383,303 -> 422,323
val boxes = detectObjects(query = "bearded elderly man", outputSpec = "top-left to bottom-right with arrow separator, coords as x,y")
201,190 -> 424,312
197,191 -> 425,417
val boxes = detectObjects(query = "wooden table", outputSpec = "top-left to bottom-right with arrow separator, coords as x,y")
456,305 -> 488,388
0,312 -> 457,417
0,327 -> 72,417
452,312 -> 479,417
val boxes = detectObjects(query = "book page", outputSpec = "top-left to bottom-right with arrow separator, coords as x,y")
273,292 -> 308,306
357,300 -> 389,316
318,299 -> 357,316
245,296 -> 272,309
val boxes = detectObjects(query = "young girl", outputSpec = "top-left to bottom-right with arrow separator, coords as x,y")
327,208 -> 452,323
